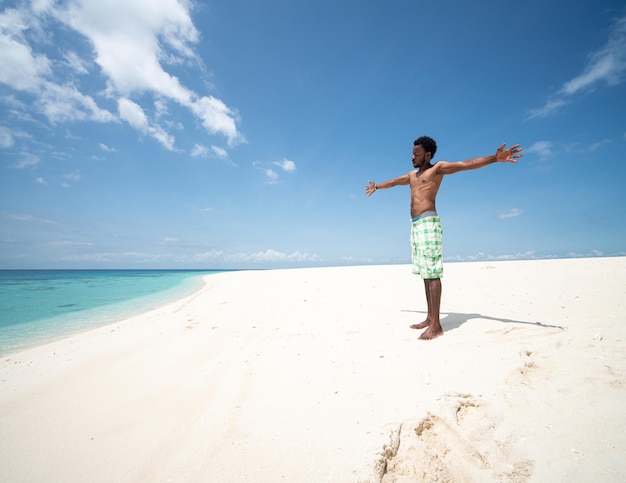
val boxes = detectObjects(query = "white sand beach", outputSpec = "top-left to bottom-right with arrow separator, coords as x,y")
1,258 -> 625,482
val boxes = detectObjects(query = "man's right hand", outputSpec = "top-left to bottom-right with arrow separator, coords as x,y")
365,180 -> 377,197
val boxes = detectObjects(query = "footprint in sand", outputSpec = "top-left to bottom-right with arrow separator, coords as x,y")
381,393 -> 534,483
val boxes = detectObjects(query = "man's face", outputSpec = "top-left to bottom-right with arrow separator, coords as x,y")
412,144 -> 430,168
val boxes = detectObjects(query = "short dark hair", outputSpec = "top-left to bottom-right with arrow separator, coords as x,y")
414,136 -> 437,159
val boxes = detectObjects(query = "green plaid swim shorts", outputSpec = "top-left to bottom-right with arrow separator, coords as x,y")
410,214 -> 443,279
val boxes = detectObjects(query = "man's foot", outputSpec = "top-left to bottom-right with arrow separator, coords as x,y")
418,326 -> 444,340
410,320 -> 429,330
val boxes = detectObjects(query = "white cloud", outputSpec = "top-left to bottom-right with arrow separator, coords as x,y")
61,171 -> 81,188
447,250 -> 543,262
56,0 -> 242,145
118,97 -> 174,150
561,15 -> 626,95
497,208 -> 523,219
41,82 -> 116,123
11,152 -> 40,169
191,143 -> 229,159
254,158 -> 297,183
32,0 -> 54,15
99,142 -> 115,152
63,51 -> 89,75
191,143 -> 235,165
0,10 -> 51,91
118,97 -> 149,130
191,96 -> 243,146
36,176 -> 47,185
225,249 -> 320,263
566,250 -> 604,258
60,251 -> 165,264
526,141 -> 555,160
192,249 -> 224,262
0,7 -> 113,124
584,139 -> 611,152
0,126 -> 15,147
58,0 -> 198,96
529,14 -> 626,119
273,158 -> 296,172
211,145 -> 228,159
185,248 -> 320,264
191,143 -> 208,157
1,211 -> 57,224
264,168 -> 279,183
527,98 -> 568,120
527,138 -> 610,162
49,240 -> 93,247
0,0 -> 242,149
63,171 -> 81,182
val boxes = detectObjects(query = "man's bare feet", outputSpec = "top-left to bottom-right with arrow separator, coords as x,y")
410,320 -> 429,330
418,325 -> 444,340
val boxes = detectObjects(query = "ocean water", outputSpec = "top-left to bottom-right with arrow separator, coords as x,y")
0,270 -> 225,356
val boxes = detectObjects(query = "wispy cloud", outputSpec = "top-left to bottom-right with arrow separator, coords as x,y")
226,249 -> 319,263
191,248 -> 320,264
528,14 -> 626,119
60,251 -> 167,264
497,208 -> 523,219
191,143 -> 236,167
49,240 -> 93,247
1,211 -> 57,225
61,171 -> 81,188
63,51 -> 90,75
526,141 -> 555,160
273,158 -> 296,172
264,168 -> 280,183
0,127 -> 15,148
211,145 -> 228,159
254,158 -> 297,183
445,250 -> 546,262
10,152 -> 40,169
191,143 -> 209,157
526,138 -> 611,162
118,97 -> 174,150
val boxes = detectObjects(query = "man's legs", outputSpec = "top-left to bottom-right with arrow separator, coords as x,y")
420,278 -> 443,340
409,278 -> 443,338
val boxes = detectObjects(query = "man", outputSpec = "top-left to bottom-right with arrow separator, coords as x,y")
365,136 -> 522,340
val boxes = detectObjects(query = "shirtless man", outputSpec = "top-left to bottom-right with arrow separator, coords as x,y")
365,136 -> 522,340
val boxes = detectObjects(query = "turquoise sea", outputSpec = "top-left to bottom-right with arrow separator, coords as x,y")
0,270 -> 226,357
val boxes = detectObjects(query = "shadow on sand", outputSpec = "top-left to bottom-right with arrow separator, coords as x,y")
401,310 -> 565,332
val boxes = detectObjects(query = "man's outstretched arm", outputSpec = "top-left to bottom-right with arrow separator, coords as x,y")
436,143 -> 522,175
365,173 -> 410,197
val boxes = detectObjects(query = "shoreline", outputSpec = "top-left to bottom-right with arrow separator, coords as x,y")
0,270 -> 213,357
1,258 -> 625,482
2,255 -> 621,357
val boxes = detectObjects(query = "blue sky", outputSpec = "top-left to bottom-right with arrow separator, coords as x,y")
1,0 -> 625,269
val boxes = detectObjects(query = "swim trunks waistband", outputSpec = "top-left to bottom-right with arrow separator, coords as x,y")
412,211 -> 438,222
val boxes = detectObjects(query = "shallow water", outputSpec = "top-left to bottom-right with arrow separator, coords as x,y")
0,269 -> 225,356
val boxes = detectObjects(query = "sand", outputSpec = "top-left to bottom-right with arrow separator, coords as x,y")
1,257 -> 625,482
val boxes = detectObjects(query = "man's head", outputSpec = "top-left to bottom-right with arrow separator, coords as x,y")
412,136 -> 437,168
414,136 -> 437,158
